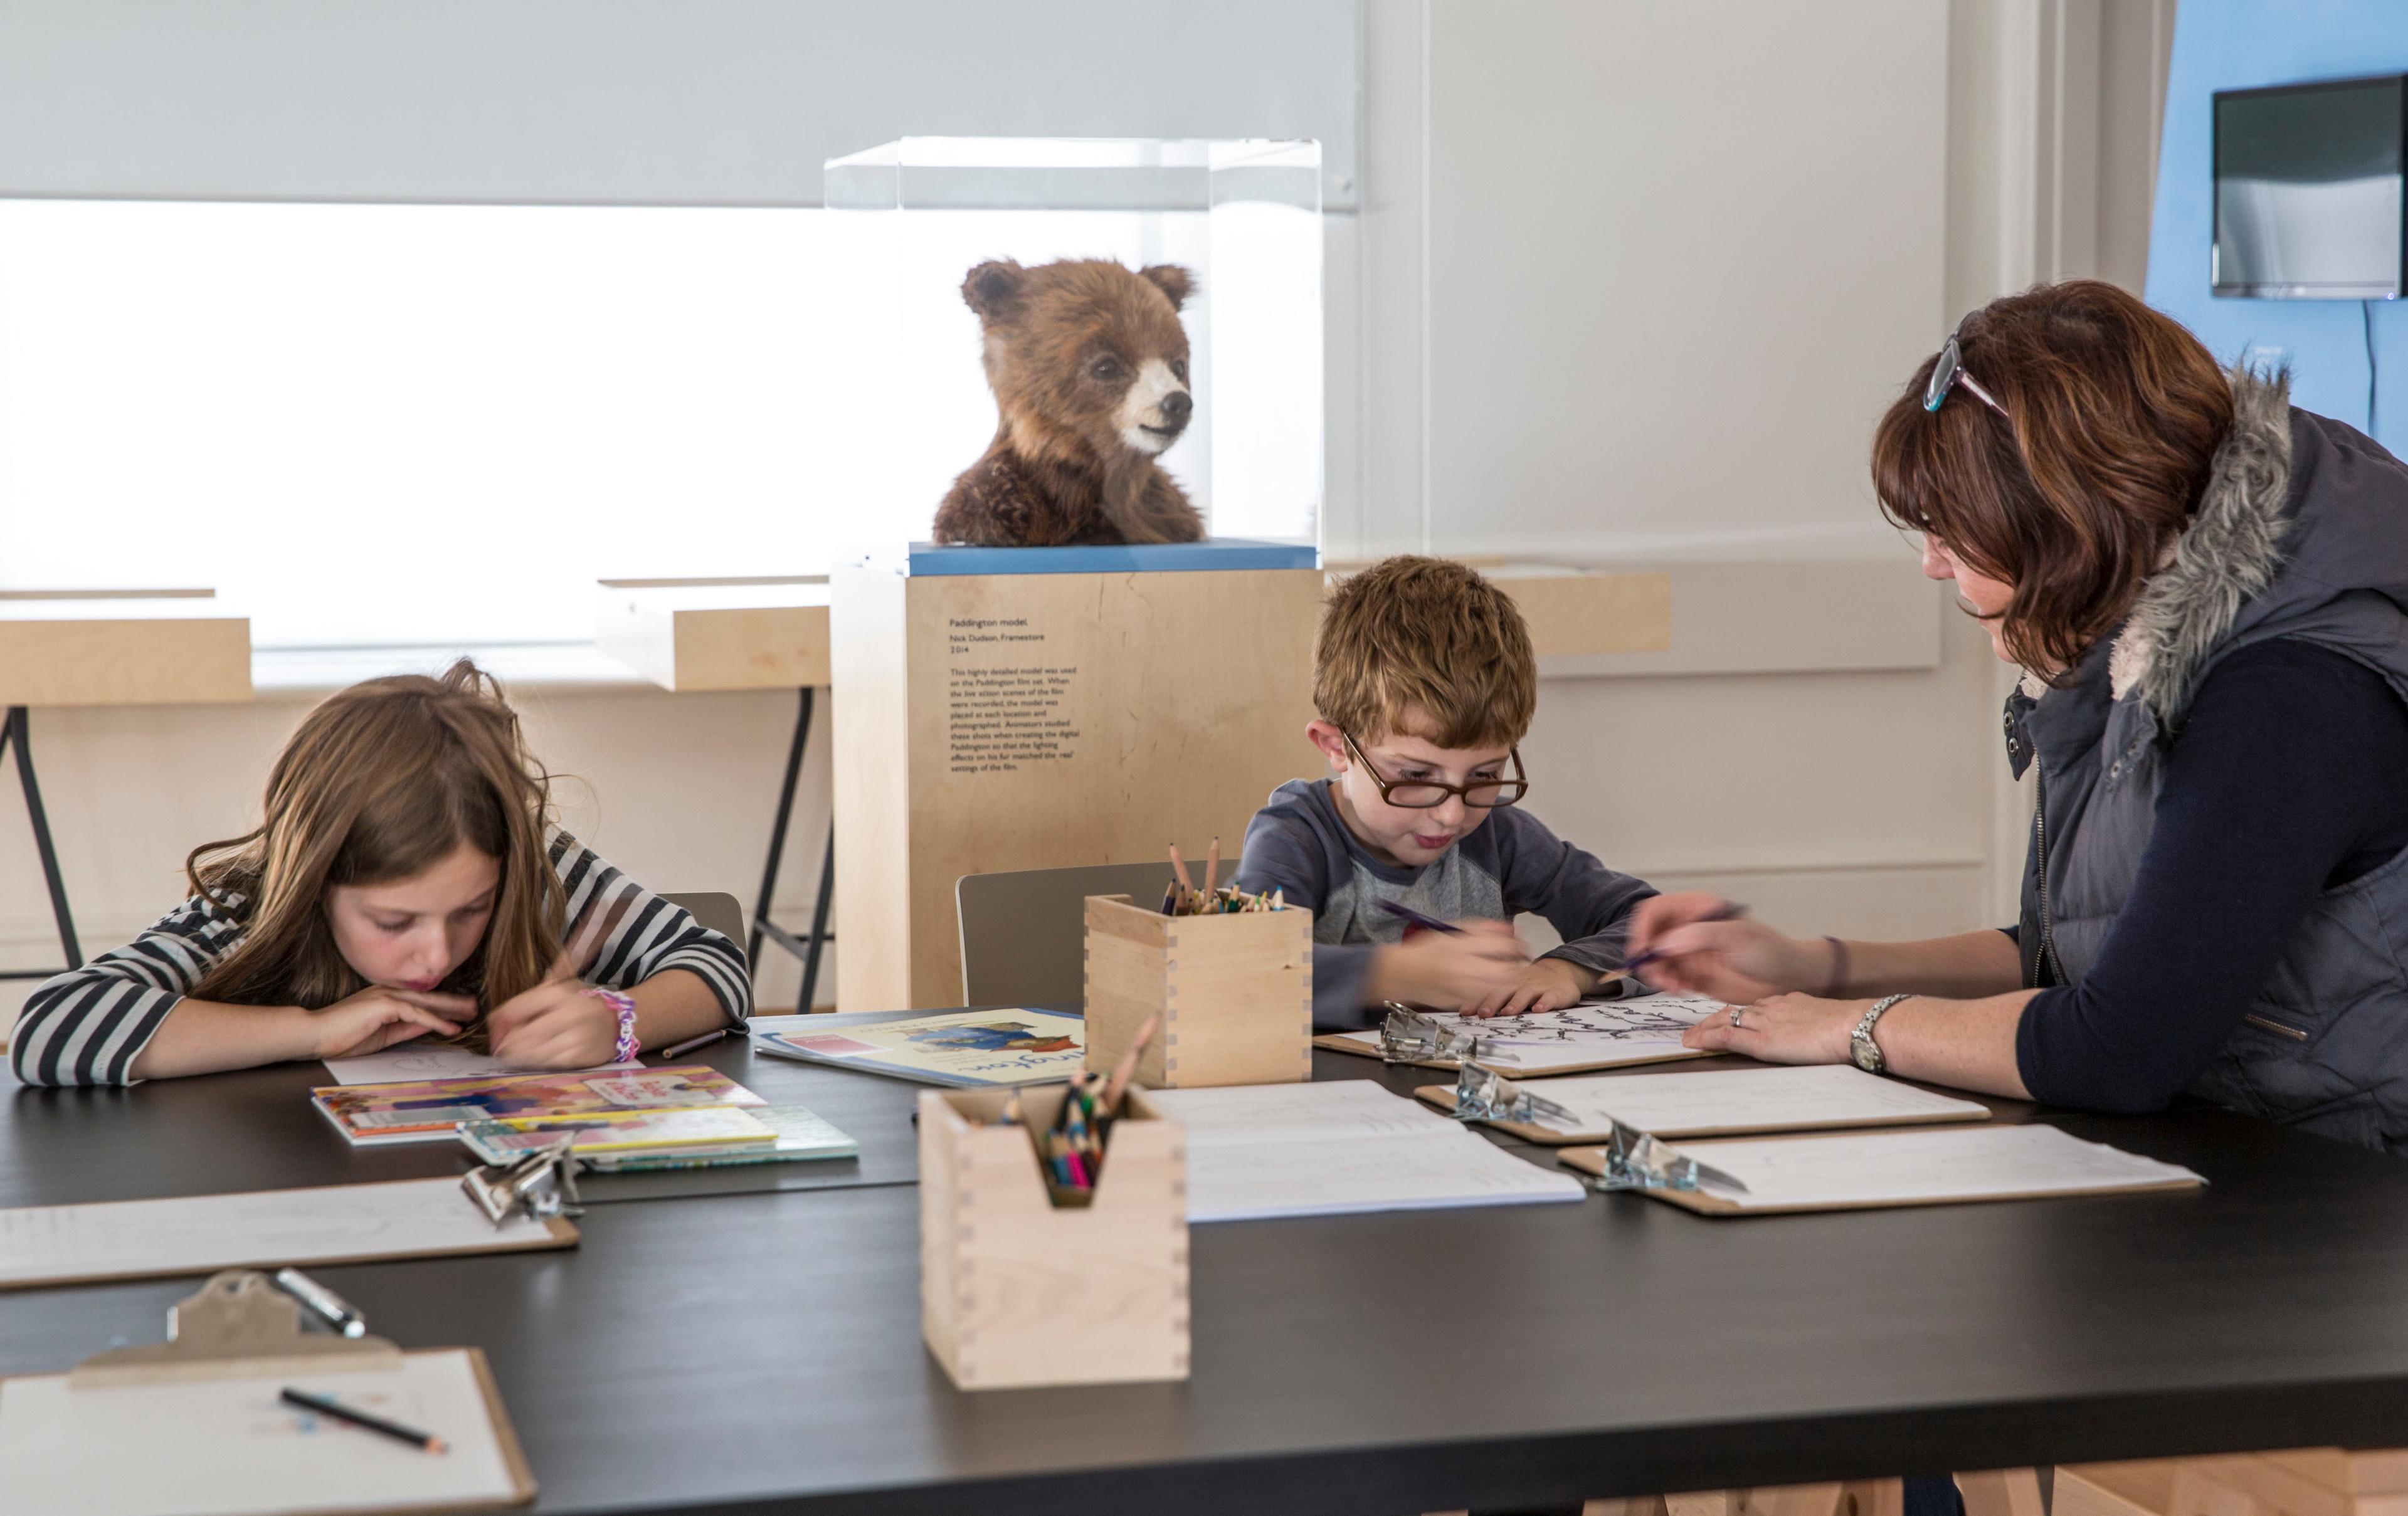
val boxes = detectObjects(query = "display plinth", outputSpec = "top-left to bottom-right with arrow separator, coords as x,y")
832,544 -> 1323,1011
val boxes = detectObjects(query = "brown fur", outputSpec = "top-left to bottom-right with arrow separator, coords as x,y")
933,258 -> 1205,546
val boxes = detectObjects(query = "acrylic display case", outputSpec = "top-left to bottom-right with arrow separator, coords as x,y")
822,136 -> 1324,547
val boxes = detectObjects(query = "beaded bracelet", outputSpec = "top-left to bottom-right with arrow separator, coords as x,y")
584,987 -> 640,1062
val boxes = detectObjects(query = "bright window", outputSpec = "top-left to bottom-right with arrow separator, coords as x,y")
0,197 -> 1319,649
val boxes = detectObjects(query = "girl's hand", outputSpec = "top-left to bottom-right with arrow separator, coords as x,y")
305,985 -> 478,1060
488,981 -> 621,1070
1681,993 -> 1861,1065
1369,921 -> 1533,1011
490,890 -> 642,1069
1461,955 -> 1596,1018
1625,892 -> 1825,1004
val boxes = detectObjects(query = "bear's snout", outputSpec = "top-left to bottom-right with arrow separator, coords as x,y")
1117,357 -> 1193,455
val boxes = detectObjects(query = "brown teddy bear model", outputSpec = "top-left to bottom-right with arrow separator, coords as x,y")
932,258 -> 1205,546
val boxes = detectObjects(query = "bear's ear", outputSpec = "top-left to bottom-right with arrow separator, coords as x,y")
1139,263 -> 1193,311
961,260 -> 1027,322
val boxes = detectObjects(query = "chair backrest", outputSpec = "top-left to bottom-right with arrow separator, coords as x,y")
661,891 -> 748,969
956,860 -> 1200,1008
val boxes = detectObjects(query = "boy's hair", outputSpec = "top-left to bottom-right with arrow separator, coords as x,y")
1314,556 -> 1536,748
186,658 -> 568,1034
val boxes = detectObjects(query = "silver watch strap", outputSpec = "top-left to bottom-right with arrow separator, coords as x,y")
1853,993 -> 1913,1071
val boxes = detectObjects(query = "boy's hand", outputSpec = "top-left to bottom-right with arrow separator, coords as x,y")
1366,921 -> 1531,1011
1460,955 -> 1597,1018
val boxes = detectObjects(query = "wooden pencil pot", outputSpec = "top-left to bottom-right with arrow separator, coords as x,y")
1082,893 -> 1314,1089
917,1086 -> 1190,1391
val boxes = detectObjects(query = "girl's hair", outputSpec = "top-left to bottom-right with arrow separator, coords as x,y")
186,658 -> 566,1020
1871,278 -> 2235,676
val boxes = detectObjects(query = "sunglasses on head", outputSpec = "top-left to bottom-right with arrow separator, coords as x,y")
1925,318 -> 2010,419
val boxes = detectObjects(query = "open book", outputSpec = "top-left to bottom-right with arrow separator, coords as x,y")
1141,1082 -> 1586,1223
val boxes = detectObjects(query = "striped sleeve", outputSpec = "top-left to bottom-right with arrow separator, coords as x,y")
549,830 -> 751,1026
9,894 -> 249,1087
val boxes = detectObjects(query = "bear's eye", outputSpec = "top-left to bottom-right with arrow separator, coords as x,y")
1170,357 -> 1188,384
1089,354 -> 1123,382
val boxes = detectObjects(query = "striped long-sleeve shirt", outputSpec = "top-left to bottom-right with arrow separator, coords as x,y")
9,829 -> 751,1087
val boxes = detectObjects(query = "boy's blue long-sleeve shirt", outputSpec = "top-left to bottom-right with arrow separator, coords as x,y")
1232,778 -> 1657,1031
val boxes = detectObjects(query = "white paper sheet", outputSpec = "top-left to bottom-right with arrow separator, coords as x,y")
0,1178 -> 562,1288
1680,1124 -> 2205,1212
1141,1083 -> 1587,1222
321,1045 -> 637,1085
1494,1065 -> 1990,1137
0,1349 -> 520,1516
1334,994 -> 1726,1072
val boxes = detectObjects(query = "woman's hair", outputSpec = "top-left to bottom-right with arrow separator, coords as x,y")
186,658 -> 566,1021
1871,278 -> 2236,675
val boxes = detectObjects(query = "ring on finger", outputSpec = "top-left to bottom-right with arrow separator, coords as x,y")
1728,1007 -> 1746,1031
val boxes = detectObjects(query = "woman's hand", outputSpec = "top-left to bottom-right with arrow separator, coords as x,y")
1460,955 -> 1596,1018
1681,993 -> 1863,1065
1365,922 -> 1533,1011
305,985 -> 478,1060
488,980 -> 621,1070
1626,892 -> 1829,1004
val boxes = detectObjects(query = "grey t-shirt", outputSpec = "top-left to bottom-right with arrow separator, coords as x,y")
1232,778 -> 1657,1031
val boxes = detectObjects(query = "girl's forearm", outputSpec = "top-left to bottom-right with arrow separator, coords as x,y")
127,999 -> 310,1080
626,968 -> 733,1050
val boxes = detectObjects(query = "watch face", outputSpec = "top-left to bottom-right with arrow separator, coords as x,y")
1851,1038 -> 1881,1074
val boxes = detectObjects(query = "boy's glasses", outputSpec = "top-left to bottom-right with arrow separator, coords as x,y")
1342,731 -> 1529,809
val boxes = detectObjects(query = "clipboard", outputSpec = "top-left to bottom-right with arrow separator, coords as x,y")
1314,1029 -> 1708,1075
1558,1124 -> 2207,1216
0,1177 -> 578,1292
0,1270 -> 536,1515
1314,998 -> 1714,1076
1418,1062 -> 1993,1145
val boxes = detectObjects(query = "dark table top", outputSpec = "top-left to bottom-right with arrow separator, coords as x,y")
7,1033 -> 2408,1515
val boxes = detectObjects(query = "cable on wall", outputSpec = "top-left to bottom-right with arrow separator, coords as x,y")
2365,298 -> 2379,440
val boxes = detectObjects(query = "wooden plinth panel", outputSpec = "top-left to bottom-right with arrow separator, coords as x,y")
594,581 -> 830,692
0,599 -> 251,708
1084,893 -> 1311,1088
918,1088 -> 1188,1391
832,565 -> 1323,1011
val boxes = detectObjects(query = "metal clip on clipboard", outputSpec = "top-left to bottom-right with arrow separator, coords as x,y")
1453,1062 -> 1580,1129
70,1269 -> 402,1387
460,1137 -> 584,1228
1376,1004 -> 1492,1065
1583,1120 -> 1751,1195
1450,1063 -> 1748,1192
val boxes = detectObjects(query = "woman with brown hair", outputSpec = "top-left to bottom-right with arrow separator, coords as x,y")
1626,279 -> 2408,1151
11,660 -> 748,1085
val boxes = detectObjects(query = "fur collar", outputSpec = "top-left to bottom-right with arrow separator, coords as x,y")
2096,367 -> 2296,727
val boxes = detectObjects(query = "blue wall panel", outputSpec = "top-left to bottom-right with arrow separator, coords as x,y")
2146,0 -> 2408,444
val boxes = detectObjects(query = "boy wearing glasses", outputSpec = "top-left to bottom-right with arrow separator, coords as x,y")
1234,555 -> 1658,1031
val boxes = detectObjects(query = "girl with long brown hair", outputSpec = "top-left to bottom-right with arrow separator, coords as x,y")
12,660 -> 747,1085
1625,280 -> 2408,1153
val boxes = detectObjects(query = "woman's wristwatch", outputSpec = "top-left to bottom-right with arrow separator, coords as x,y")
1850,994 -> 1913,1075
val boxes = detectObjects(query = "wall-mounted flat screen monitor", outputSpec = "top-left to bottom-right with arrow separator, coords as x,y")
2214,74 -> 2406,299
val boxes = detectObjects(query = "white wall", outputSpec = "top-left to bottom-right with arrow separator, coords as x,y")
0,1 -> 2175,1021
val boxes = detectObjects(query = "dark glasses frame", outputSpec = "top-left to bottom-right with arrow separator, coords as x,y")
1341,730 -> 1529,809
1925,320 -> 2010,418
